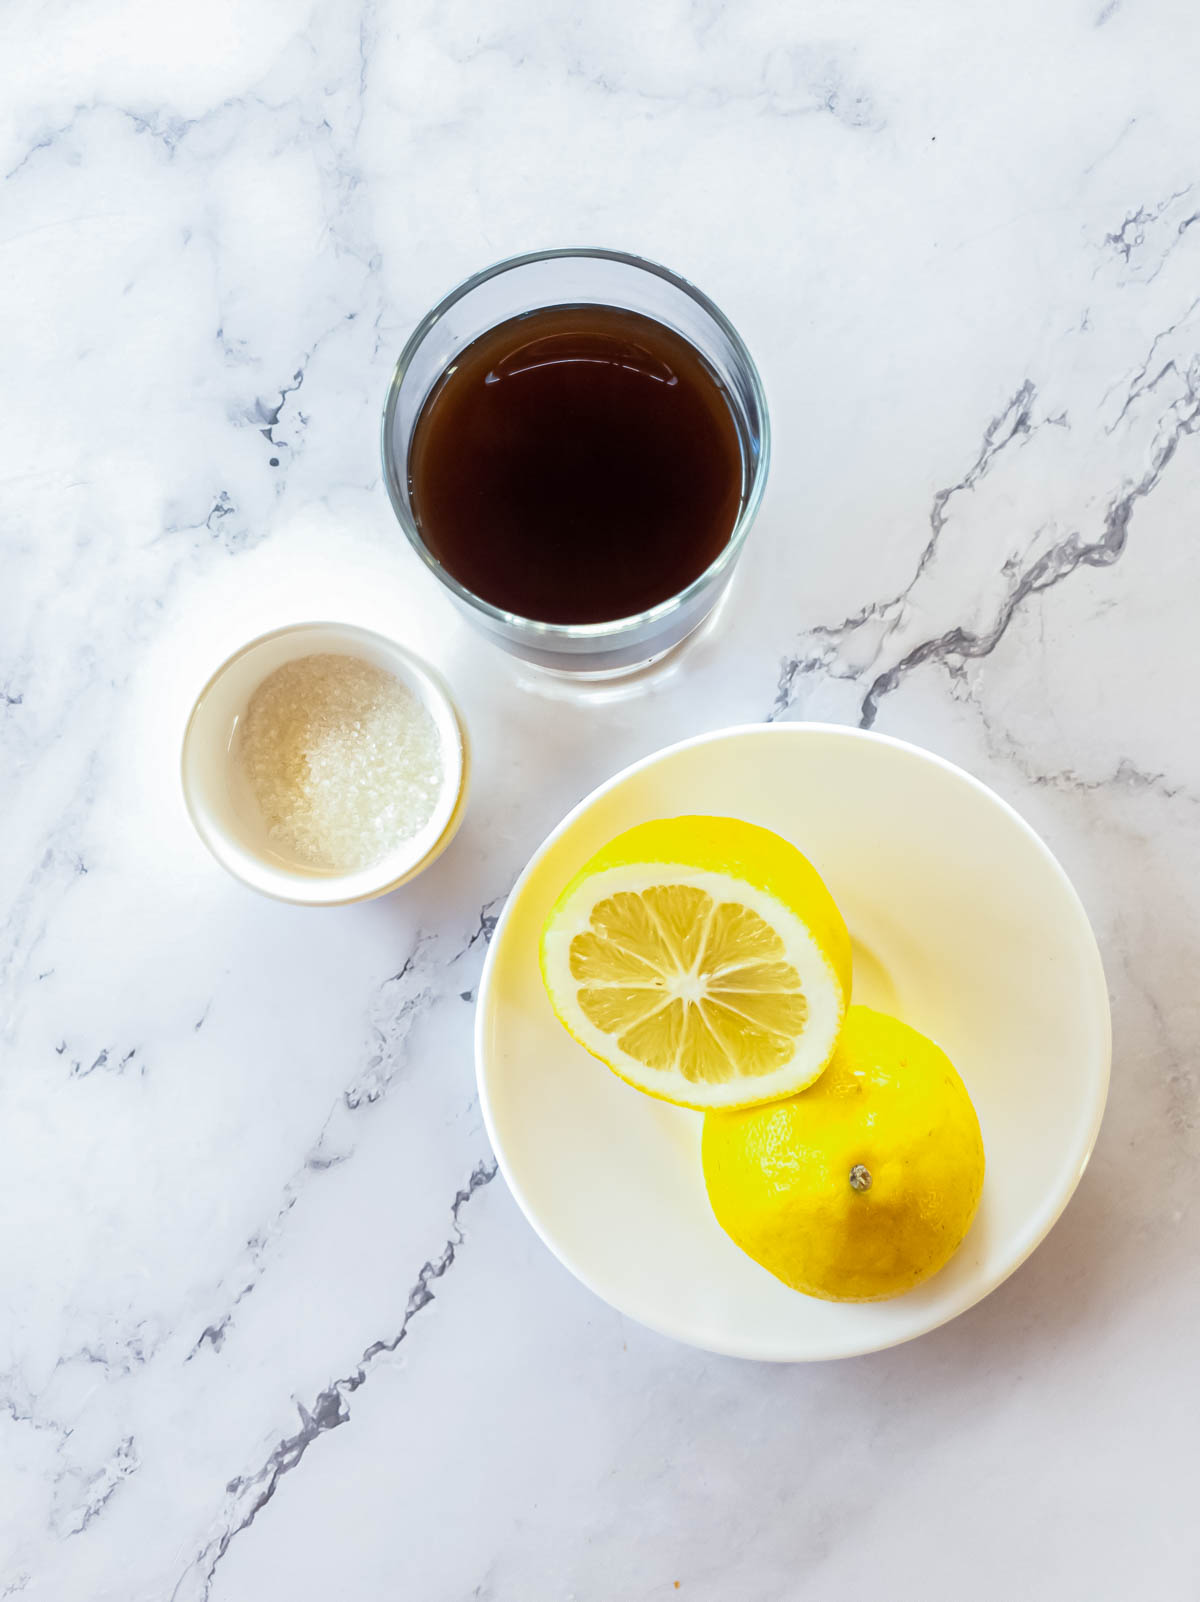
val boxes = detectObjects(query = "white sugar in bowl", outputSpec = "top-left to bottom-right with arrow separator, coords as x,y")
181,622 -> 468,904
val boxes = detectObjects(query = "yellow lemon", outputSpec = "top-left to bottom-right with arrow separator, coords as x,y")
539,816 -> 851,1110
702,1006 -> 985,1300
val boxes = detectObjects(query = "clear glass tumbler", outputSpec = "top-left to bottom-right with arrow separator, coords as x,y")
381,248 -> 770,675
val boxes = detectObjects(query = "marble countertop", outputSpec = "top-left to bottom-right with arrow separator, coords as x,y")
3,2 -> 1198,1597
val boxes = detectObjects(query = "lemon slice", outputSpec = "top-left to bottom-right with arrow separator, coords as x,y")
539,816 -> 852,1110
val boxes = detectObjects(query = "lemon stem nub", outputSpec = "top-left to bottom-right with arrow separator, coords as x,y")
849,1164 -> 872,1192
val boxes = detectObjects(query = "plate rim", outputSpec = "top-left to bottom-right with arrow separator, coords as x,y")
475,722 -> 1113,1362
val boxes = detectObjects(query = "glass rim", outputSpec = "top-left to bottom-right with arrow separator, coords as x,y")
379,246 -> 771,643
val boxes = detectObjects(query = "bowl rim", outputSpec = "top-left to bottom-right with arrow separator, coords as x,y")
474,721 -> 1113,1361
180,620 -> 468,906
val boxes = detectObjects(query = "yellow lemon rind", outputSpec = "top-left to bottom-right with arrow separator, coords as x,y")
701,1006 -> 986,1300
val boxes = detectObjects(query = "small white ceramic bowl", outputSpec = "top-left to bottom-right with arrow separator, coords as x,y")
476,723 -> 1111,1361
181,621 -> 468,905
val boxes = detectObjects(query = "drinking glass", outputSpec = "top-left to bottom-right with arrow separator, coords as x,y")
381,248 -> 769,675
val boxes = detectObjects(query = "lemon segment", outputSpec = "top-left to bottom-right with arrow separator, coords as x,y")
540,817 -> 852,1110
702,1006 -> 986,1300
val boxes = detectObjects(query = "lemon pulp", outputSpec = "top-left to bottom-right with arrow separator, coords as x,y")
540,816 -> 851,1110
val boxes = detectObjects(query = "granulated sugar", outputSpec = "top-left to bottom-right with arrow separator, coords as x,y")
236,653 -> 443,871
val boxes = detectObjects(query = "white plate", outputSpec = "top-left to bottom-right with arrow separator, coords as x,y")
476,725 -> 1111,1361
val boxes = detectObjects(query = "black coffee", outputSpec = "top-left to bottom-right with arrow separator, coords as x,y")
407,304 -> 744,625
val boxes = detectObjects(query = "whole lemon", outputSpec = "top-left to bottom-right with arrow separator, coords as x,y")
701,1006 -> 985,1301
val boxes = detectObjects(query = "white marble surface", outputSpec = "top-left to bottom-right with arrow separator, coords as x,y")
2,1 -> 1198,1596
